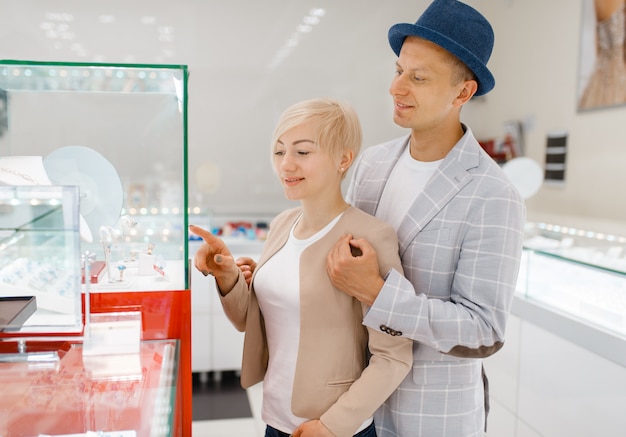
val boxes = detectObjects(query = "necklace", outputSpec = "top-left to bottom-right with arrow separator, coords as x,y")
0,167 -> 40,185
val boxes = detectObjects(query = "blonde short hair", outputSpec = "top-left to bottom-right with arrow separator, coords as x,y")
271,97 -> 362,167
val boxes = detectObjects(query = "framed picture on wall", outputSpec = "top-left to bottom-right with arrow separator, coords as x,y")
577,0 -> 626,111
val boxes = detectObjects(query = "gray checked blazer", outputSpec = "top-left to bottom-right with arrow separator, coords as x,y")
346,126 -> 526,437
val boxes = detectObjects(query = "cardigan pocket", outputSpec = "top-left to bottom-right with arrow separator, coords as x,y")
327,379 -> 355,387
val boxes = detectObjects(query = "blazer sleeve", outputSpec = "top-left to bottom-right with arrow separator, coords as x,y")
363,183 -> 526,358
218,209 -> 292,332
218,270 -> 250,332
320,220 -> 413,437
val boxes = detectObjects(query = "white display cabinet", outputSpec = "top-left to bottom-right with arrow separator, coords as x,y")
189,237 -> 264,379
485,313 -> 626,437
484,221 -> 626,436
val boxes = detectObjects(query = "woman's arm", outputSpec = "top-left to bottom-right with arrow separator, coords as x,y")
320,223 -> 413,437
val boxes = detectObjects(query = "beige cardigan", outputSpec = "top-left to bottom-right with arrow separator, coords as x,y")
219,206 -> 412,437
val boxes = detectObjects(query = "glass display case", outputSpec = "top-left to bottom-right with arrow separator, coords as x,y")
0,60 -> 189,292
0,339 -> 178,437
518,221 -> 626,339
0,61 -> 192,436
0,185 -> 82,334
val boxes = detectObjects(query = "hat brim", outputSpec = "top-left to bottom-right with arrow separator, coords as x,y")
389,23 -> 495,96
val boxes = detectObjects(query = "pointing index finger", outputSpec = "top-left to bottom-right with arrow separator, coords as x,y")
189,224 -> 213,241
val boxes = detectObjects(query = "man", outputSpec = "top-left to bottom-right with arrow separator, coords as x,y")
326,1 -> 526,436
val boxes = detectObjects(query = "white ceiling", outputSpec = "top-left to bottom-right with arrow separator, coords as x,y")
0,0 -> 427,70
0,0 -> 431,214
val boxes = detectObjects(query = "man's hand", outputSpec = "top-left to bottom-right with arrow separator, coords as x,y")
291,419 -> 335,437
189,225 -> 240,293
326,234 -> 384,306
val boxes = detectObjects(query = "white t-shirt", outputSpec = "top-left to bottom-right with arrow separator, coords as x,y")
254,213 -> 352,433
376,145 -> 443,230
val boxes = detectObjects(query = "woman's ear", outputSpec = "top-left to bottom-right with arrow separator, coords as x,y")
338,150 -> 354,172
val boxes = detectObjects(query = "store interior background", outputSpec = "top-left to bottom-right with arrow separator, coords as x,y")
2,1 -> 625,436
1,0 -> 625,237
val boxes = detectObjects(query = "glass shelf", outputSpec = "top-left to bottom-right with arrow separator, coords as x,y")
518,221 -> 626,338
0,185 -> 82,333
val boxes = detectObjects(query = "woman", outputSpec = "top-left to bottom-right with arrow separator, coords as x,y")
189,98 -> 412,437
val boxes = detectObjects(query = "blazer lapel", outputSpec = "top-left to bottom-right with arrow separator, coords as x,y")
396,133 -> 480,256
352,136 -> 408,216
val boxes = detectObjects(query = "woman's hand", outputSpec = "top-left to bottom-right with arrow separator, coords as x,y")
189,225 -> 240,293
291,419 -> 335,437
235,256 -> 257,285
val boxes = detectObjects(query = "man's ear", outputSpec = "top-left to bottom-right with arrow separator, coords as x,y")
455,80 -> 478,106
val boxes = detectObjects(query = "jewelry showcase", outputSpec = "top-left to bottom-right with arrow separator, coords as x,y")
0,60 -> 191,436
0,185 -> 83,332
520,221 -> 626,340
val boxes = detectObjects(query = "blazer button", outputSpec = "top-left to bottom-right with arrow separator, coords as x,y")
380,324 -> 402,336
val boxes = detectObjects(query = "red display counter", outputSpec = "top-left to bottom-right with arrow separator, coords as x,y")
0,289 -> 191,437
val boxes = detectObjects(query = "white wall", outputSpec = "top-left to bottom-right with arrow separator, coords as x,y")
183,1 -> 416,216
182,0 -> 626,233
468,0 -> 626,236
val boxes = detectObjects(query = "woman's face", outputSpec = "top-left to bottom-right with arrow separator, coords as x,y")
272,121 -> 340,202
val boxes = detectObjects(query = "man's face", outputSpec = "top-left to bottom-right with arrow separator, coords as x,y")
389,36 -> 467,133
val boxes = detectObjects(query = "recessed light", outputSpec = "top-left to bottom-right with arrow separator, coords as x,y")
309,8 -> 326,17
45,12 -> 74,22
303,16 -> 320,25
268,7 -> 326,69
297,24 -> 312,33
98,15 -> 116,24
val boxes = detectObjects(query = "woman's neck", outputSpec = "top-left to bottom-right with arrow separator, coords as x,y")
295,197 -> 349,239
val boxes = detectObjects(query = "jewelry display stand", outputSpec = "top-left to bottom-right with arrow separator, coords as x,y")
0,155 -> 52,185
0,296 -> 37,332
0,60 -> 191,436
44,146 -> 125,244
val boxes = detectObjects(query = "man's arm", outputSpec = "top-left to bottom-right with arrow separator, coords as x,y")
328,189 -> 525,358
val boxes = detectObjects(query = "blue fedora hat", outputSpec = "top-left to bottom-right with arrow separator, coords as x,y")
388,0 -> 495,96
